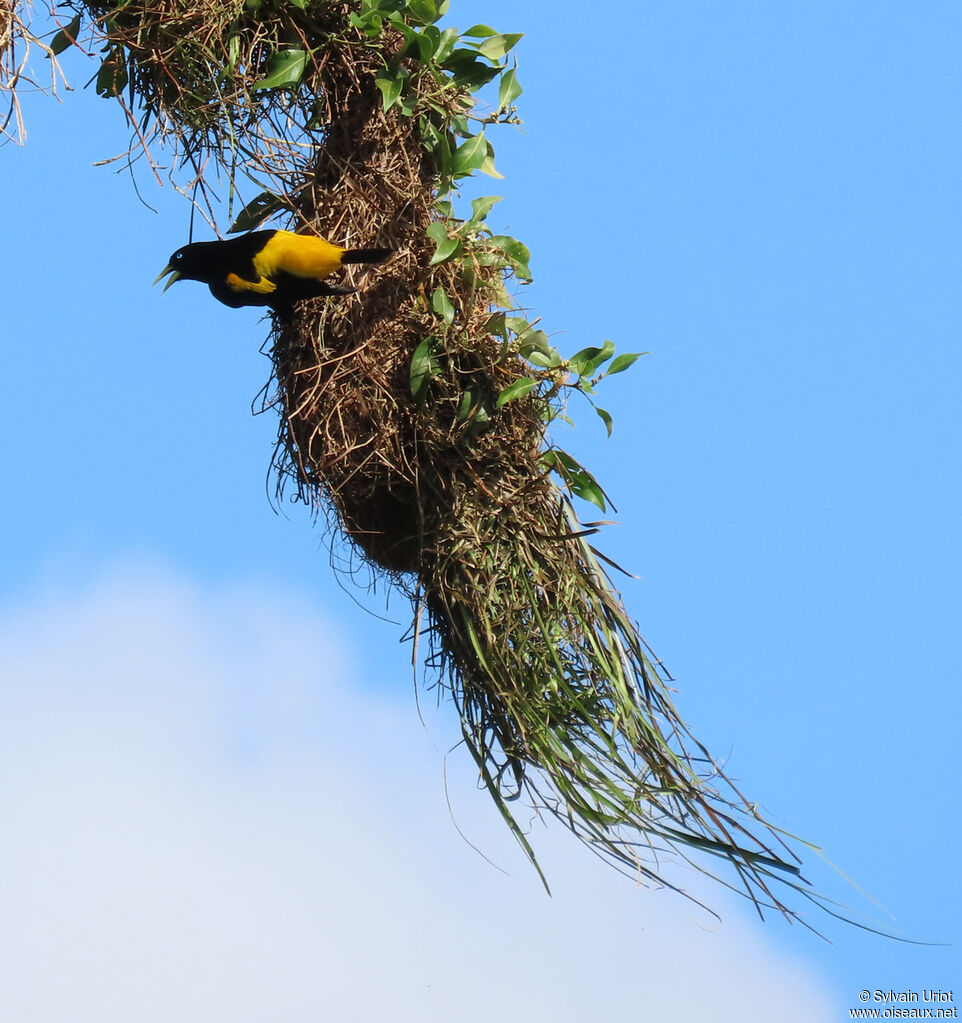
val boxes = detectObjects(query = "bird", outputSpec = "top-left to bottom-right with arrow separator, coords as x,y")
155,229 -> 392,310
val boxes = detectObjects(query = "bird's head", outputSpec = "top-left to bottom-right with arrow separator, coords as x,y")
154,242 -> 213,291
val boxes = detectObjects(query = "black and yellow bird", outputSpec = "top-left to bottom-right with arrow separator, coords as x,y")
155,229 -> 392,310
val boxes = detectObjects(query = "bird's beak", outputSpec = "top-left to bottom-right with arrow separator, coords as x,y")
153,265 -> 181,292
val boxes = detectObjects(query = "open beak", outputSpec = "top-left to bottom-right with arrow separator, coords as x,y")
153,265 -> 181,292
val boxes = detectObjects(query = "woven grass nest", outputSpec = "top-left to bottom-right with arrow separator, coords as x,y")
261,31 -> 809,913
10,0 -> 836,924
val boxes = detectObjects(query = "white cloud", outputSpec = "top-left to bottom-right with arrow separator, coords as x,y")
0,565 -> 836,1021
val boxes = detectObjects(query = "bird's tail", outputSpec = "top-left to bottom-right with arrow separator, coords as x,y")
340,247 -> 392,265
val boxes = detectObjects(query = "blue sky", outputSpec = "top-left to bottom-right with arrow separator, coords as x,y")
2,1 -> 959,1018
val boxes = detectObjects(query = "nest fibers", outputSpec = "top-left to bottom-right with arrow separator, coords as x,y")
1,0 -> 64,144
52,0 -> 822,922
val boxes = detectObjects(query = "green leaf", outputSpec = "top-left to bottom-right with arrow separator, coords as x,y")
375,70 -> 404,111
470,194 -> 501,222
459,195 -> 502,234
449,113 -> 471,138
588,339 -> 617,375
229,191 -> 287,233
410,337 -> 440,402
462,24 -> 498,38
406,0 -> 438,24
454,63 -> 501,89
429,237 -> 461,265
485,312 -> 507,338
456,389 -> 474,421
421,25 -> 441,51
398,22 -> 435,61
498,67 -> 522,110
527,349 -> 562,369
480,154 -> 503,179
461,267 -> 480,296
442,50 -> 502,89
456,383 -> 492,427
49,15 -> 81,57
425,221 -> 449,244
287,0 -> 308,9
95,51 -> 127,97
604,351 -> 645,377
568,346 -> 601,377
507,321 -> 556,362
442,47 -> 485,68
496,378 -> 538,408
596,406 -> 614,437
435,26 -> 459,62
543,450 -> 608,512
518,331 -> 551,356
478,33 -> 523,61
569,338 -> 616,378
227,33 -> 241,73
349,9 -> 383,35
573,477 -> 607,511
431,129 -> 454,182
431,287 -> 455,326
520,335 -> 555,359
490,235 -> 529,263
489,234 -> 531,280
252,49 -> 308,90
452,134 -> 487,177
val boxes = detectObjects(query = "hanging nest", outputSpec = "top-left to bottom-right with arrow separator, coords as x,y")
259,21 -> 815,916
22,0 -> 844,927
